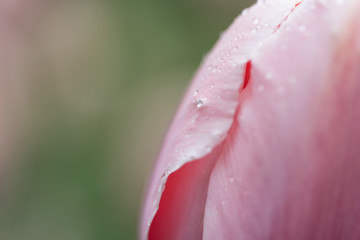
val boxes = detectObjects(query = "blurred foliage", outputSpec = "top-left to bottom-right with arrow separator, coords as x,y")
0,0 -> 252,239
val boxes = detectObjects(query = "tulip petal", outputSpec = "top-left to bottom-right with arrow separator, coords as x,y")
203,0 -> 360,239
141,0 -> 301,239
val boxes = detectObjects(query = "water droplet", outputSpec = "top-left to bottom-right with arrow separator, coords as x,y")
335,0 -> 344,5
280,44 -> 287,50
209,64 -> 220,73
233,47 -> 238,52
258,85 -> 265,92
277,86 -> 285,94
251,28 -> 257,34
229,177 -> 235,183
265,72 -> 273,80
212,129 -> 222,137
252,17 -> 260,25
194,90 -> 199,96
258,0 -> 269,6
191,113 -> 198,123
298,24 -> 307,32
289,76 -> 296,83
196,100 -> 204,108
211,84 -> 215,88
205,146 -> 212,152
242,9 -> 249,16
238,58 -> 247,64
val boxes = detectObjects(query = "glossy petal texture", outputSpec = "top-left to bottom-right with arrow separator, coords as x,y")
141,0 -> 360,239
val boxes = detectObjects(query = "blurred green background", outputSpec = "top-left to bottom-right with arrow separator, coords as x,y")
0,0 -> 252,239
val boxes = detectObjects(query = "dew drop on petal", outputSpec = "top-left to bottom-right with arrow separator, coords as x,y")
252,17 -> 260,25
298,24 -> 307,32
209,65 -> 219,73
289,76 -> 297,83
212,129 -> 222,137
335,0 -> 344,5
277,86 -> 285,94
205,146 -> 212,153
258,85 -> 265,92
265,72 -> 273,80
196,100 -> 204,108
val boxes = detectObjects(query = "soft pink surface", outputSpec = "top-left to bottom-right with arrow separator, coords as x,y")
141,0 -> 360,239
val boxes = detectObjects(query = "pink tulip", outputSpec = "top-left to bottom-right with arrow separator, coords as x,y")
140,0 -> 360,239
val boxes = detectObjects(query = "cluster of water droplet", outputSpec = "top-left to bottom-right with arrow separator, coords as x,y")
193,89 -> 207,109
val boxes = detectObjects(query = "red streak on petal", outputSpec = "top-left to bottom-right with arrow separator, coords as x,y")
242,61 -> 252,90
274,1 -> 303,33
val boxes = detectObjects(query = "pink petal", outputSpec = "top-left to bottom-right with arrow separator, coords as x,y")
141,1 -> 301,239
203,0 -> 360,239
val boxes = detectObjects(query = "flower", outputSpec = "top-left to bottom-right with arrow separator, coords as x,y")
140,0 -> 360,239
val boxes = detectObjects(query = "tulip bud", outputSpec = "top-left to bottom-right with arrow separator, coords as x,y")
141,0 -> 360,239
